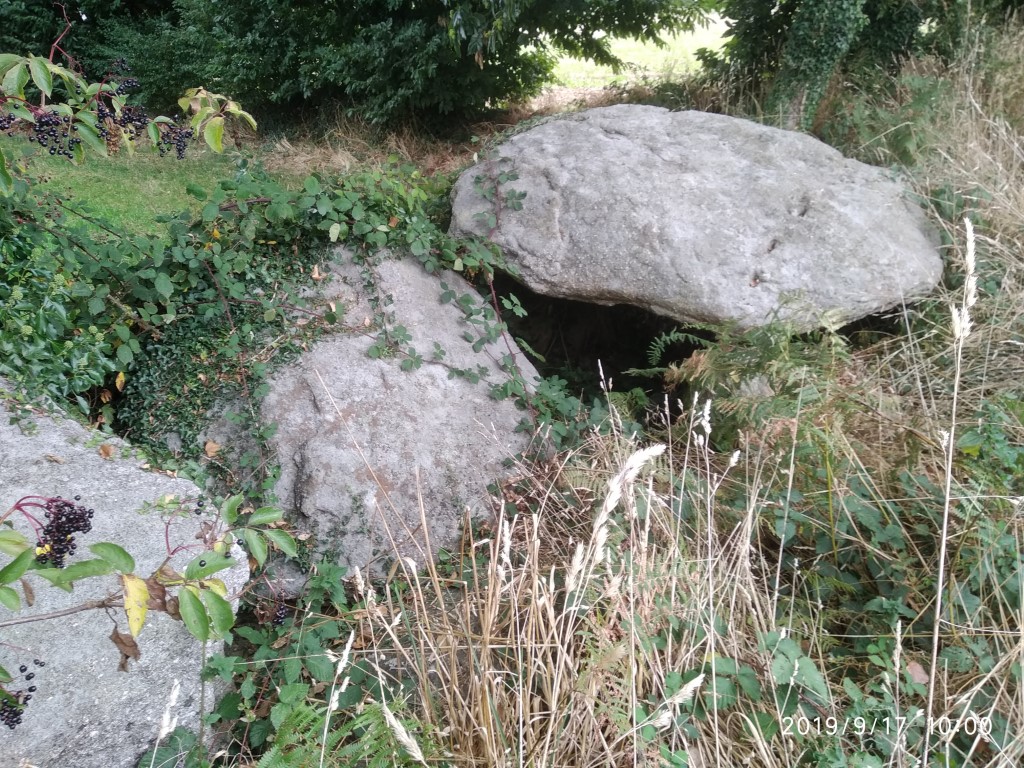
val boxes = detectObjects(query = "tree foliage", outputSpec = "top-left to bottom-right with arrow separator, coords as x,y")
702,0 -> 1024,128
1,0 -> 716,124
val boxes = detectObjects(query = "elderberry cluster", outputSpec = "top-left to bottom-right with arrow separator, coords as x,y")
157,124 -> 194,160
35,496 -> 94,568
0,111 -> 15,132
27,111 -> 81,158
114,77 -> 140,95
1,660 -> 43,730
272,602 -> 290,627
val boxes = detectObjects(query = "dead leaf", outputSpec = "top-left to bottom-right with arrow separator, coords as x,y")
311,264 -> 323,281
204,440 -> 221,458
44,454 -> 65,464
155,563 -> 184,585
165,595 -> 181,621
20,578 -> 34,607
907,660 -> 929,684
98,444 -> 116,459
388,216 -> 399,228
99,388 -> 112,404
109,626 -> 141,672
145,578 -> 168,612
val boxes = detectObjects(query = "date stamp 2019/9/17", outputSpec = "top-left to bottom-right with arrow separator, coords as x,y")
781,713 -> 992,739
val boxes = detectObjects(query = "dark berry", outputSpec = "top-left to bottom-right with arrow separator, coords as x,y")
18,666 -> 26,674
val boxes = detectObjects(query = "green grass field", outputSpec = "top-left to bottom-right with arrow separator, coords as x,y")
0,138 -> 240,235
552,17 -> 727,88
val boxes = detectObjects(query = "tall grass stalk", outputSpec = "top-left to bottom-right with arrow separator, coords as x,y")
924,218 -> 978,764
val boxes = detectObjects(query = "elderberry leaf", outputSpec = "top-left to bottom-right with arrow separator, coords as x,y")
0,585 -> 20,611
184,552 -> 235,581
2,62 -> 29,98
121,573 -> 149,637
242,528 -> 268,568
90,542 -> 135,573
201,588 -> 235,636
55,558 -> 113,585
0,148 -> 12,196
26,56 -> 52,97
246,506 -> 283,526
178,586 -> 210,642
0,530 -> 30,559
203,115 -> 224,153
0,549 -> 35,584
263,529 -> 297,558
221,494 -> 243,525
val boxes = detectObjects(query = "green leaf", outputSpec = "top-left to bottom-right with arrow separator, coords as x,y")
0,549 -> 35,584
0,147 -> 12,196
27,56 -> 52,97
201,588 -> 235,636
178,586 -> 210,642
154,272 -> 174,298
186,183 -> 208,201
55,558 -> 113,585
221,495 -> 243,525
303,176 -> 322,195
0,585 -> 20,611
73,120 -> 108,156
0,529 -> 30,557
0,54 -> 22,78
241,528 -> 268,568
263,529 -> 298,558
2,62 -> 29,97
202,201 -> 220,222
184,551 -> 235,581
89,542 -> 135,573
203,115 -> 225,153
328,222 -> 342,242
246,507 -> 283,526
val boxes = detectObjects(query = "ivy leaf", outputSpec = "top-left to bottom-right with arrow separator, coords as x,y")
178,586 -> 210,642
121,573 -> 149,637
90,543 -> 135,573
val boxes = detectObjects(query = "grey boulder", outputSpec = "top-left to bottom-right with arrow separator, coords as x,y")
0,387 -> 249,768
450,105 -> 942,331
259,252 -> 538,578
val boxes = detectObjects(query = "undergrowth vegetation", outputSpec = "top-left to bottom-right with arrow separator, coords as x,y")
3,8 -> 1024,768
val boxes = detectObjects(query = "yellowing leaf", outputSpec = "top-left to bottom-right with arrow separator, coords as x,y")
201,578 -> 227,598
115,371 -> 126,392
122,573 -> 149,638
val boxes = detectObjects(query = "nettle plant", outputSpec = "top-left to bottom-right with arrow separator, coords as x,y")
0,493 -> 295,730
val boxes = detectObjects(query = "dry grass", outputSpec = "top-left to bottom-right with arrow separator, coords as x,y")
230,21 -> 1024,768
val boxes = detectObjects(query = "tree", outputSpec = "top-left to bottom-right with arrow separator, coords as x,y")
702,0 -> 1024,129
2,0 -> 718,123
